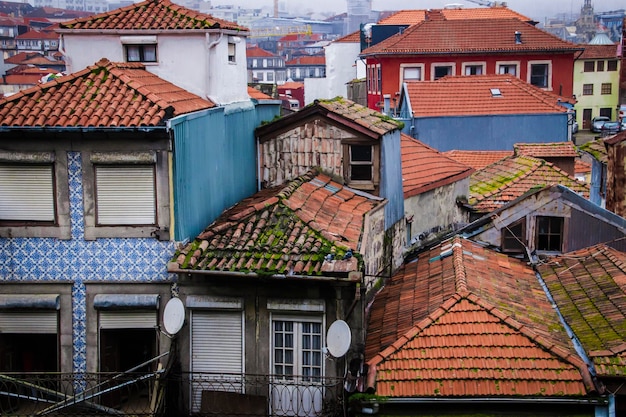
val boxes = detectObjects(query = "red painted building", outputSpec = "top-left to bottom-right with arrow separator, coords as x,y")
360,15 -> 582,112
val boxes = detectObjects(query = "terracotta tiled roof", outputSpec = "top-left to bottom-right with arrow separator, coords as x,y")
278,81 -> 304,90
16,29 -> 58,39
538,245 -> 626,377
246,46 -> 275,57
578,138 -> 608,164
579,43 -> 619,59
404,75 -> 569,117
57,0 -> 247,32
0,58 -> 215,127
247,86 -> 272,100
444,150 -> 513,169
333,30 -> 360,43
362,18 -> 580,56
376,7 -> 532,26
366,236 -> 593,397
469,155 -> 590,213
575,158 -> 592,175
169,169 -> 382,277
0,74 -> 40,86
286,55 -> 325,66
514,141 -> 579,158
401,134 -> 473,198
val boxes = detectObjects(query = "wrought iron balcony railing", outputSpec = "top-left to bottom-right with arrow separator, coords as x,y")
0,371 -> 345,417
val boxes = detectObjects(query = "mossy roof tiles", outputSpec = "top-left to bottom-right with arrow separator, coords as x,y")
366,236 -> 593,397
0,58 -> 215,127
57,0 -> 247,32
469,155 -> 589,213
537,245 -> 626,377
514,141 -> 579,158
578,138 -> 608,164
169,169 -> 382,278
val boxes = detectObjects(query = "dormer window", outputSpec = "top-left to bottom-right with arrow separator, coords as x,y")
344,143 -> 378,192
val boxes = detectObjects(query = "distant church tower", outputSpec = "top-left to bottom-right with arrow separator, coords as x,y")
346,0 -> 372,34
576,0 -> 596,43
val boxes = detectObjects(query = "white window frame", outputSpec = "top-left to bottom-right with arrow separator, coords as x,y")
430,62 -> 456,80
462,62 -> 486,76
399,63 -> 424,87
0,151 -> 70,239
496,61 -> 520,76
82,151 -> 169,240
121,35 -> 158,64
228,41 -> 236,63
527,60 -> 552,90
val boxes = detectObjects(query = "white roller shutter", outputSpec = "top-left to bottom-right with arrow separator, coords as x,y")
0,311 -> 57,333
0,165 -> 54,221
95,165 -> 156,225
191,310 -> 244,412
99,311 -> 157,329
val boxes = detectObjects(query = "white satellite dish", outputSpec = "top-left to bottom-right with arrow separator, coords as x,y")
326,320 -> 351,358
163,297 -> 185,335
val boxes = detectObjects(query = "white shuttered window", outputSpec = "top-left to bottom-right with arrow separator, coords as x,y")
0,164 -> 55,222
95,165 -> 156,225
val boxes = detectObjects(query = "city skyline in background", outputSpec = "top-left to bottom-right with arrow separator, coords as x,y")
212,0 -> 625,24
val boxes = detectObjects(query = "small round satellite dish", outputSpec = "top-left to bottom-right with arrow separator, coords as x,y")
163,297 -> 185,335
326,320 -> 351,358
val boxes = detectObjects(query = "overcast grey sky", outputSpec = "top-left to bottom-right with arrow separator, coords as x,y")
214,0 -> 625,24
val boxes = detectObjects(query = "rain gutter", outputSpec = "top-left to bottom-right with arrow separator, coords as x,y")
383,397 -> 607,405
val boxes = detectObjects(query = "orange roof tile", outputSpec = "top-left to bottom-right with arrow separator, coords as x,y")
286,55 -> 325,66
1,74 -> 40,86
401,134 -> 473,198
376,7 -> 532,25
514,141 -> 579,158
278,81 -> 304,90
575,158 -> 592,175
444,150 -> 513,169
469,155 -> 589,213
366,236 -> 593,397
169,169 -> 382,277
0,58 -> 214,127
247,86 -> 272,100
579,44 -> 619,59
362,18 -> 580,56
538,245 -> 626,377
404,75 -> 569,117
333,30 -> 360,43
246,46 -> 275,57
16,29 -> 58,39
57,0 -> 247,32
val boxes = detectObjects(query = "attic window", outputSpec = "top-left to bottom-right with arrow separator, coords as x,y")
490,88 -> 502,97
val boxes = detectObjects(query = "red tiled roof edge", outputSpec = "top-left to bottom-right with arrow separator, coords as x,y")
405,169 -> 474,198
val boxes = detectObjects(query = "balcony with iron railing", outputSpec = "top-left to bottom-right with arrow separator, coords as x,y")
0,372 -> 346,417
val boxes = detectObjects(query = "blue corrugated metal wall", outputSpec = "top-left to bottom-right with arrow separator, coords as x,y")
169,102 -> 280,242
401,114 -> 569,152
380,130 -> 404,227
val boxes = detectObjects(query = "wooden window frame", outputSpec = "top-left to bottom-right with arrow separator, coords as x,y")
535,216 -> 564,252
501,217 -> 527,254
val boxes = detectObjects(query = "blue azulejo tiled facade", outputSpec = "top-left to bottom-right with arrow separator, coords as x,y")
0,151 -> 176,374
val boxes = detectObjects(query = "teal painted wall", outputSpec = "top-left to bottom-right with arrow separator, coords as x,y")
170,101 -> 280,242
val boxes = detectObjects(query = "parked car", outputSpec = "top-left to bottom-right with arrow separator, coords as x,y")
600,121 -> 621,136
591,116 -> 610,133
572,120 -> 578,134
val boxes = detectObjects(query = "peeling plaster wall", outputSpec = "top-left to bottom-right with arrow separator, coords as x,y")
405,178 -> 470,244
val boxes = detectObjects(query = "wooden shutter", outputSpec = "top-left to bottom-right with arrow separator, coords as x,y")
95,165 -> 156,225
0,165 -> 54,221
